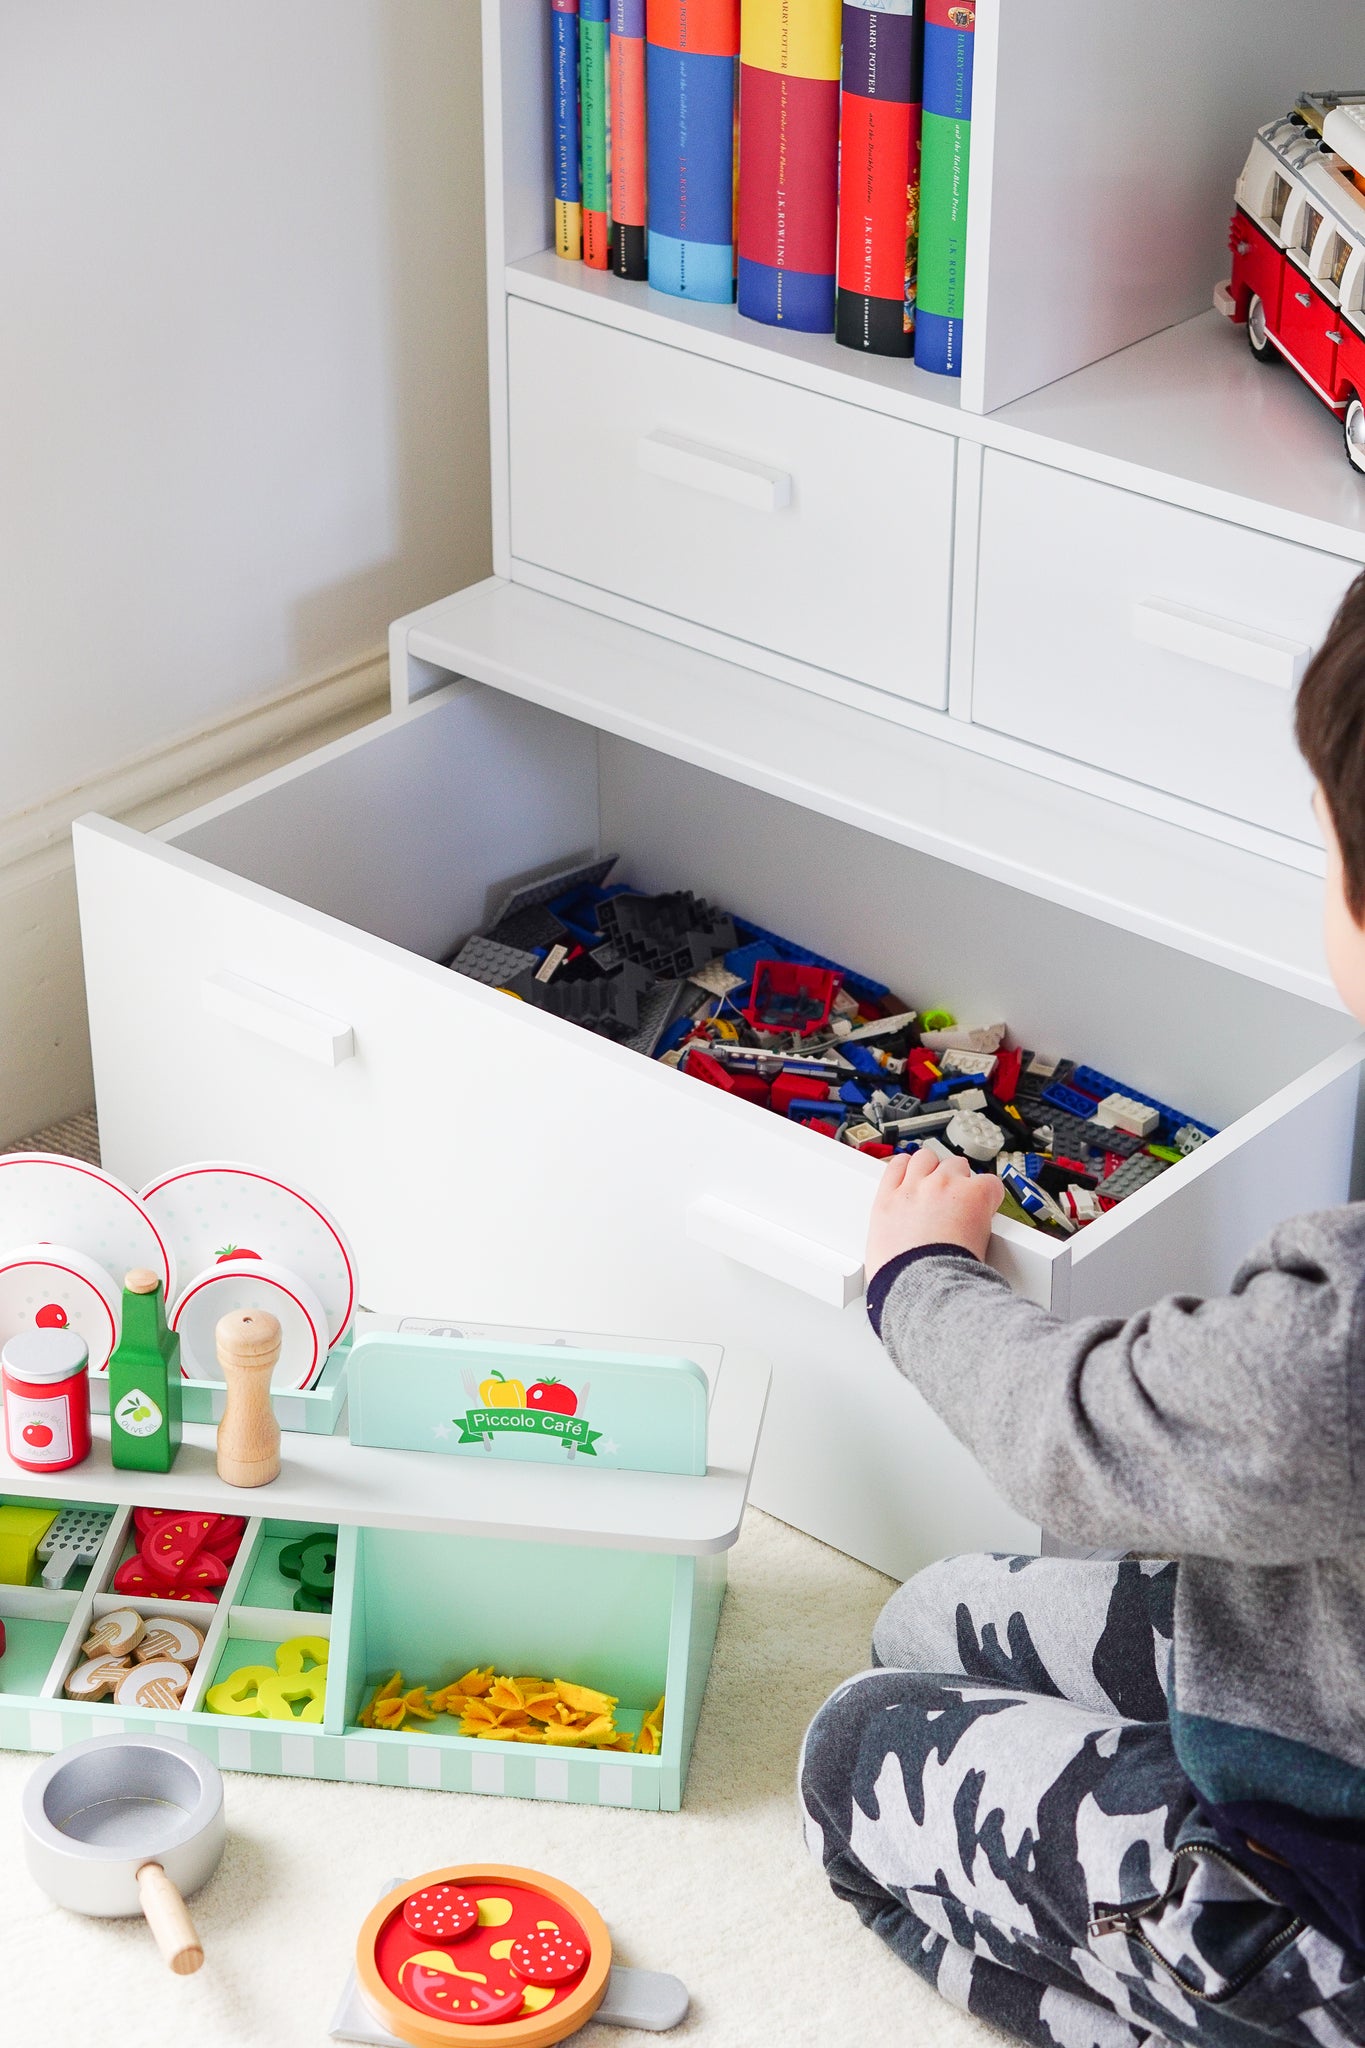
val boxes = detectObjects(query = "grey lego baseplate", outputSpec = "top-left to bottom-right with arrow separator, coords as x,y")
487,856 -> 620,928
623,976 -> 690,1057
449,933 -> 539,988
1097,1151 -> 1171,1201
329,1880 -> 689,2042
1032,1105 -> 1141,1161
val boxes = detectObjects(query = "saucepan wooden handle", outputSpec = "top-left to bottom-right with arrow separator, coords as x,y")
136,1860 -> 204,1975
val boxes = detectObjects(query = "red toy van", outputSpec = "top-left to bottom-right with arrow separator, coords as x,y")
1215,90 -> 1365,474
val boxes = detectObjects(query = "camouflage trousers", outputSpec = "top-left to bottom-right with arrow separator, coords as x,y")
799,1555 -> 1364,2047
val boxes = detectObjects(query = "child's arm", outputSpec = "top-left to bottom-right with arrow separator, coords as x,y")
866,1151 -> 1364,1563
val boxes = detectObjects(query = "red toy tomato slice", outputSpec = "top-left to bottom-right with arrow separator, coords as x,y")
403,1886 -> 478,1941
143,1513 -> 218,1582
525,1378 -> 577,1416
172,1550 -> 229,1596
510,1929 -> 588,1986
401,1960 -> 524,2026
200,1515 -> 247,1559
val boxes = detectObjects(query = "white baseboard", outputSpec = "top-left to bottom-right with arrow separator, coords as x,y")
0,650 -> 391,1147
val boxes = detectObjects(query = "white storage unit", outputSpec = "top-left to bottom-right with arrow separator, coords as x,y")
75,5 -> 1365,1579
75,682 -> 1363,1580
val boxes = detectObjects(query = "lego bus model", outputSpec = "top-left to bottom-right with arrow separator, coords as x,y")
1215,91 -> 1365,475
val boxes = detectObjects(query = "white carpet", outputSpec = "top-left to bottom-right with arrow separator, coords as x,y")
0,1507 -> 1003,2048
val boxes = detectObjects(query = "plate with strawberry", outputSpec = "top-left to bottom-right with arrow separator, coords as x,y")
139,1162 -> 356,1349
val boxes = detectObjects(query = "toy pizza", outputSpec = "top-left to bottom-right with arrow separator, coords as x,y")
355,1866 -> 611,2048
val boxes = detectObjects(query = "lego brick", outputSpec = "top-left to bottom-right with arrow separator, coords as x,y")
743,960 -> 840,1037
1093,1091 -> 1160,1139
449,934 -> 539,987
1071,1066 -> 1218,1141
920,1023 -> 1005,1056
1030,1107 -> 1139,1161
1041,1080 -> 1103,1121
484,903 -> 569,953
945,1110 -> 1004,1161
514,960 -> 655,1041
1173,1124 -> 1210,1156
487,855 -> 619,928
623,977 -> 690,1057
1096,1152 -> 1172,1202
599,891 -> 738,978
727,923 -> 889,1000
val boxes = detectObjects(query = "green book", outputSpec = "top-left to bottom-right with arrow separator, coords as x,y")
108,1274 -> 183,1473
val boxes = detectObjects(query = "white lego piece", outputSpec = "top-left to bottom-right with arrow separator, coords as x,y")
940,1047 -> 998,1081
1094,1092 -> 1159,1139
921,1137 -> 958,1164
948,1087 -> 988,1112
1063,1185 -> 1103,1224
946,1110 -> 1005,1162
919,1022 -> 1006,1055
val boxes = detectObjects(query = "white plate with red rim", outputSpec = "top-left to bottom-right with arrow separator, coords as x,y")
169,1258 -> 330,1391
139,1163 -> 355,1350
0,1245 -> 123,1374
0,1156 -> 174,1303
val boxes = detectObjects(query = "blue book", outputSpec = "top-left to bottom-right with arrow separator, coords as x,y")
646,0 -> 740,303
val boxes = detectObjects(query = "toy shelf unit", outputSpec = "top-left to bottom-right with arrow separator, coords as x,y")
0,1334 -> 767,1810
483,3 -> 1365,872
75,678 -> 1365,1582
488,1 -> 1365,424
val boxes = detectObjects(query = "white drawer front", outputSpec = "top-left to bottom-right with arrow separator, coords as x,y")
972,452 -> 1359,843
507,298 -> 955,707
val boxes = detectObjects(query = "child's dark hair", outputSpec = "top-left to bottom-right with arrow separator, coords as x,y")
1296,567 -> 1365,918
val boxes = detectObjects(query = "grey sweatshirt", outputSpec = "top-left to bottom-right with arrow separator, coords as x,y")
868,1208 -> 1365,1946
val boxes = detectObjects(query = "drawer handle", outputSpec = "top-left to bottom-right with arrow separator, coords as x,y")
686,1195 -> 863,1309
202,971 -> 355,1067
1131,597 -> 1310,690
637,429 -> 793,513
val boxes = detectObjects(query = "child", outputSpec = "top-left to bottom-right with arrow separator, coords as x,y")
800,573 -> 1365,2048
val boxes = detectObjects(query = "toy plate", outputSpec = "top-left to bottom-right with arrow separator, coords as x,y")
169,1259 -> 329,1391
355,1866 -> 611,2048
0,1244 -> 122,1373
0,1155 -> 173,1304
139,1163 -> 355,1348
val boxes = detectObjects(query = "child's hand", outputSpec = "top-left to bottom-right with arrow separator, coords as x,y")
867,1150 -> 1004,1278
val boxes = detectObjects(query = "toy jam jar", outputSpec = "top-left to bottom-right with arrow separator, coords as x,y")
2,1329 -> 92,1472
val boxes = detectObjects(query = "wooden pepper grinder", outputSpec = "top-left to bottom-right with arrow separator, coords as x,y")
215,1309 -> 281,1487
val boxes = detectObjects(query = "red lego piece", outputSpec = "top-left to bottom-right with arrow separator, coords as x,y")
683,1048 -> 736,1092
742,960 -> 840,1038
992,1046 -> 1022,1103
906,1047 -> 941,1099
771,1072 -> 826,1117
859,1141 -> 894,1158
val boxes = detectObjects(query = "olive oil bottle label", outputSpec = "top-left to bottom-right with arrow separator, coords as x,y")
114,1388 -> 163,1438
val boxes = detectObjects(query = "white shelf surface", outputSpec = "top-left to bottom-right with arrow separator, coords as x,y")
403,576 -> 1339,1010
0,1347 -> 770,1556
507,257 -> 1365,564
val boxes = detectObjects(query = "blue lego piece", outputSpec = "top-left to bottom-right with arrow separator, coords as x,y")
1041,1081 -> 1104,1120
839,1044 -> 884,1076
726,922 -> 890,1000
1070,1067 -> 1218,1140
786,1097 -> 847,1123
926,1072 -> 989,1101
548,881 -> 635,948
654,1015 -> 696,1060
839,1079 -> 874,1106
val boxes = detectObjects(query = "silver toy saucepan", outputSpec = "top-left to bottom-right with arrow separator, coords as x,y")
22,1733 -> 226,1974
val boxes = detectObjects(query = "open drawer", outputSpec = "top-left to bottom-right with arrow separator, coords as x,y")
74,683 -> 1365,1580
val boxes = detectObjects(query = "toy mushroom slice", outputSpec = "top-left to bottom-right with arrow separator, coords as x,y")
114,1661 -> 191,1712
65,1656 -> 132,1702
83,1607 -> 145,1659
135,1618 -> 204,1669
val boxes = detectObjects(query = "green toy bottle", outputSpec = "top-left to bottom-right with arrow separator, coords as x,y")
108,1268 -> 182,1472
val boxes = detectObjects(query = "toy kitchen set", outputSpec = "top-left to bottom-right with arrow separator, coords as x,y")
0,1154 -> 768,1811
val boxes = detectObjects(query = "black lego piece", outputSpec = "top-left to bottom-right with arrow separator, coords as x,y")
511,960 -> 655,1043
596,892 -> 738,979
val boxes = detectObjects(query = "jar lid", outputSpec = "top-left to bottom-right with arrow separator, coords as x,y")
2,1329 -> 90,1382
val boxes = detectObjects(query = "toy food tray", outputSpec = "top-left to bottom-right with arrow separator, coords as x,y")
0,1491 -> 721,1812
87,1333 -> 351,1436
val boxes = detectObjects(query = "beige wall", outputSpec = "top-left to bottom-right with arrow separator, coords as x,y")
0,0 -> 491,1140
